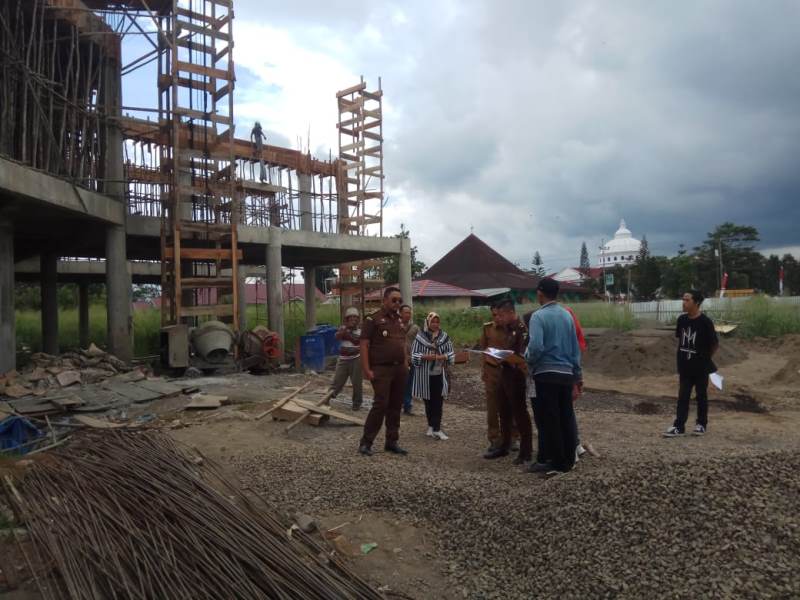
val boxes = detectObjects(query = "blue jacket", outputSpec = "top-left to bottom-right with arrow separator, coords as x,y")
525,302 -> 582,380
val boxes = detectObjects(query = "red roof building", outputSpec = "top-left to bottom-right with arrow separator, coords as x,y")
366,279 -> 486,309
421,234 -> 540,293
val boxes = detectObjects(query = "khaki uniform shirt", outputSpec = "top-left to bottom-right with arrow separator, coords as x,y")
480,318 -> 529,380
361,307 -> 406,367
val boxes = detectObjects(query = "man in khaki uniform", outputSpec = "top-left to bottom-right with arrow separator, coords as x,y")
480,306 -> 518,455
358,287 -> 409,456
483,299 -> 533,465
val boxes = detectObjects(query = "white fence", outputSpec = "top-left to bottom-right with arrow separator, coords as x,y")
629,296 -> 800,323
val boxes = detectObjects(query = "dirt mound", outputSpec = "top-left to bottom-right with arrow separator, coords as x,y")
774,358 -> 800,385
583,330 -> 747,378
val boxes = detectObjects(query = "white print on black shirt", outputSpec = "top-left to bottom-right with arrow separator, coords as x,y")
680,327 -> 698,360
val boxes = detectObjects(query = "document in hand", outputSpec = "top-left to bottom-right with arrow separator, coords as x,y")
709,372 -> 723,391
468,347 -> 515,360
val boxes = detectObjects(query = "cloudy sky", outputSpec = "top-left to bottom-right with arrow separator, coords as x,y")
123,1 -> 800,273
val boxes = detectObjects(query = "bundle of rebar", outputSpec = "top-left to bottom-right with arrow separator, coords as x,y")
3,430 -> 384,600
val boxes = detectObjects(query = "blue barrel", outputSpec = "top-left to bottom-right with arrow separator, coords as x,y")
299,335 -> 326,372
309,324 -> 340,356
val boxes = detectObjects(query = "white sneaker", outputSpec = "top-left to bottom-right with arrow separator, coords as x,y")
692,424 -> 706,436
426,427 -> 434,437
663,426 -> 685,437
433,430 -> 449,441
575,445 -> 586,462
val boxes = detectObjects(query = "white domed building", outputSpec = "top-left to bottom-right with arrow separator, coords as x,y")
598,219 -> 641,267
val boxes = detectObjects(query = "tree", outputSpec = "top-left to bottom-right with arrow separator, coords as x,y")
762,255 -> 781,296
638,235 -> 650,262
632,253 -> 661,301
380,226 -> 427,285
694,222 -> 761,293
531,251 -> 546,277
579,242 -> 590,270
660,246 -> 698,298
782,254 -> 800,295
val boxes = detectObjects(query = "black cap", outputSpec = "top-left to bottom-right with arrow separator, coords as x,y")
536,277 -> 559,298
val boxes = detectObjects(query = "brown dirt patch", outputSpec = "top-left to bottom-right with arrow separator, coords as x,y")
583,329 -> 747,378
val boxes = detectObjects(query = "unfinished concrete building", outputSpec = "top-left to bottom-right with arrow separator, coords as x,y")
0,0 -> 412,373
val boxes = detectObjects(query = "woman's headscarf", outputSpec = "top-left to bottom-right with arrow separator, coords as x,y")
424,312 -> 440,333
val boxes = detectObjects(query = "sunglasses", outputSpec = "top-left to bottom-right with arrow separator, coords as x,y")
390,298 -> 402,304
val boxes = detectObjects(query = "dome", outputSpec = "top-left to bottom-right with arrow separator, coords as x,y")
597,219 -> 641,267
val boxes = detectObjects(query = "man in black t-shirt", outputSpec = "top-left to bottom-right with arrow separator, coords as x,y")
664,290 -> 718,437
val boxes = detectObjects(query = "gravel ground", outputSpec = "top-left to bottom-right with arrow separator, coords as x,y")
230,414 -> 800,599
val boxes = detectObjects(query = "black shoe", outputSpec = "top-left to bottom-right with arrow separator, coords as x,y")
403,408 -> 414,416
527,461 -> 553,474
483,447 -> 509,460
352,405 -> 362,411
358,444 -> 373,456
384,443 -> 408,455
512,454 -> 531,466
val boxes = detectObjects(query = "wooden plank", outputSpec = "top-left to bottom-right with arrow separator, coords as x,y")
254,382 -> 312,420
336,81 -> 367,97
164,248 -> 243,260
292,400 -> 365,426
176,20 -> 230,41
271,403 -> 327,426
179,304 -> 235,318
175,60 -> 230,81
286,390 -> 334,433
180,277 -> 235,289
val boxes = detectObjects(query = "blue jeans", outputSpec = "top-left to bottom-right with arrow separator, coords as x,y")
403,369 -> 414,412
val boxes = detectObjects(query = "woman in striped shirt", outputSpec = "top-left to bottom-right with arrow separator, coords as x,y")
411,312 -> 456,440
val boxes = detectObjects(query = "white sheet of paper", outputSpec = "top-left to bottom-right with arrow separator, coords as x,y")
709,372 -> 723,391
467,347 -> 515,360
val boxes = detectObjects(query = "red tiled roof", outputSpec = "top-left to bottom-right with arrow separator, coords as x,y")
366,279 -> 487,300
421,234 -> 540,291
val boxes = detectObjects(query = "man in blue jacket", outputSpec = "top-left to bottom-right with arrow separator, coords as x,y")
525,278 -> 583,475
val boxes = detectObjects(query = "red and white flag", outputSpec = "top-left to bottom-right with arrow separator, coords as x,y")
720,272 -> 729,298
779,266 -> 784,296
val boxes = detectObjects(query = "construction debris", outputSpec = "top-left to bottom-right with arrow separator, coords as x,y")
1,345 -> 146,400
185,394 -> 230,410
2,430 -> 384,599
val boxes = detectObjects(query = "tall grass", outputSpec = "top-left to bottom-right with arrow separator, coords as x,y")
569,302 -> 638,331
12,300 -> 640,360
704,296 -> 800,338
15,305 -> 163,357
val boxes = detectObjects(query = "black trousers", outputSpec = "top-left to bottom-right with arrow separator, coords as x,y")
424,374 -> 444,431
532,380 -> 577,472
674,372 -> 709,430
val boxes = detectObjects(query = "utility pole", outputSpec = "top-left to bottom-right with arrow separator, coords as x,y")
600,238 -> 607,301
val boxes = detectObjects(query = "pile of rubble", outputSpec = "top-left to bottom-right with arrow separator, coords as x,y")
1,344 -> 144,399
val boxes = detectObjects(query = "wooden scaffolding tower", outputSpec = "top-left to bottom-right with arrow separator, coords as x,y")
335,77 -> 385,314
158,0 -> 240,331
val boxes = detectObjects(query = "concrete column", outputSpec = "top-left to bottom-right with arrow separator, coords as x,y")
399,237 -> 413,308
303,265 -> 317,331
40,252 -> 59,355
266,228 -> 284,357
298,173 -> 313,232
0,221 -> 15,373
237,272 -> 247,333
106,225 -> 132,362
78,281 -> 90,349
102,55 -> 132,362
